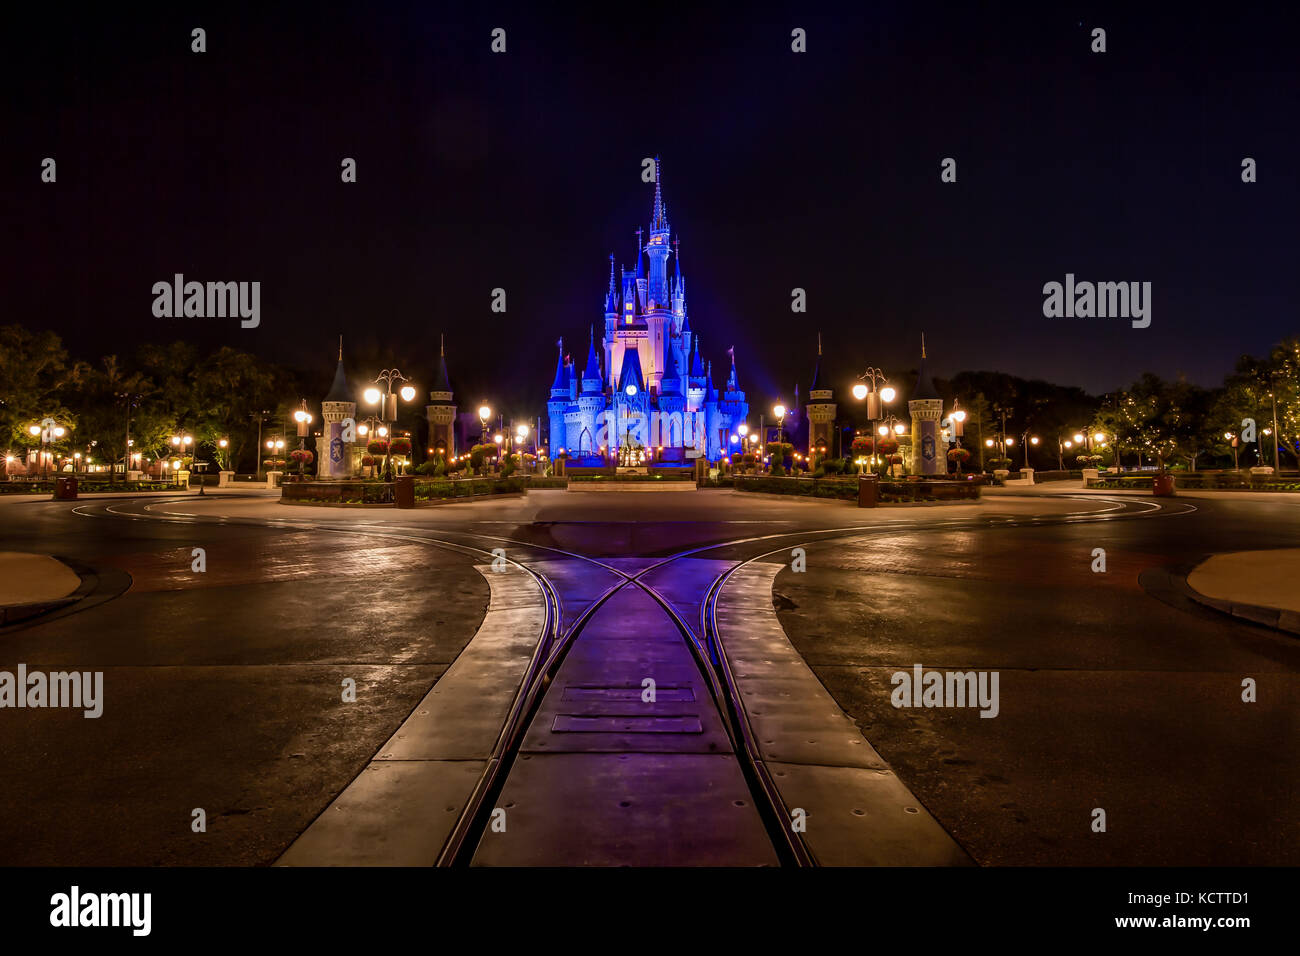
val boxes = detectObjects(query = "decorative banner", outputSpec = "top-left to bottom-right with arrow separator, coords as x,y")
326,422 -> 345,475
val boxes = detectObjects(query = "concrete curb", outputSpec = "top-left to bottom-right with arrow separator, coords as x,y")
1183,587 -> 1300,636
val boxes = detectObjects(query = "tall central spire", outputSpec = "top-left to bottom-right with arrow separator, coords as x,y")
652,156 -> 667,232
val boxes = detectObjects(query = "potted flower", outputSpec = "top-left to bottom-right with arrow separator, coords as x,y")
948,446 -> 971,475
289,448 -> 314,478
390,437 -> 412,456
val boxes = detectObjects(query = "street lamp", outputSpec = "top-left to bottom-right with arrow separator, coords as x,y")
478,405 -> 491,446
366,369 -> 418,481
171,430 -> 194,487
853,368 -> 895,474
1225,431 -> 1240,470
773,404 -> 786,444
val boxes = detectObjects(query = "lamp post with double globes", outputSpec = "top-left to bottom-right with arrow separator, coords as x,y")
852,370 -> 896,474
364,371 -> 418,482
170,430 -> 193,487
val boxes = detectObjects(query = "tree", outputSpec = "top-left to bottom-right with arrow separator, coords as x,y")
0,325 -> 76,453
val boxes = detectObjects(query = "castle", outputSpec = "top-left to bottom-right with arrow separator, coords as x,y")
547,160 -> 747,464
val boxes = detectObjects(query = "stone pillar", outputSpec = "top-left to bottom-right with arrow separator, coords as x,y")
909,398 -> 944,476
806,388 -> 837,461
320,400 -> 357,478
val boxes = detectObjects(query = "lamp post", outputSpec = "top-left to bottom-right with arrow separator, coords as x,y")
1020,431 -> 1038,470
29,419 -> 66,481
1225,431 -> 1240,470
265,436 -> 285,476
773,404 -> 786,444
478,404 -> 491,448
364,370 -> 418,482
170,430 -> 193,488
852,369 -> 896,475
292,400 -> 315,479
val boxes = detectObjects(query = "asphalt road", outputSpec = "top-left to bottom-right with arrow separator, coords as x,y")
1,486 -> 1295,865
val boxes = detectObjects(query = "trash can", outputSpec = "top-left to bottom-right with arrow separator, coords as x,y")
394,475 -> 415,509
857,472 -> 879,508
53,476 -> 79,500
1152,473 -> 1176,497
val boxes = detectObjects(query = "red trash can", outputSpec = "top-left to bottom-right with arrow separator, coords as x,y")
1152,473 -> 1176,497
858,473 -> 879,508
53,476 -> 79,500
394,475 -> 415,509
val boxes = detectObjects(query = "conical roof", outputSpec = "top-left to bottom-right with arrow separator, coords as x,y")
324,359 -> 350,402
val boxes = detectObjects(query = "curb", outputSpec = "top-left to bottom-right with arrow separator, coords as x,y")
0,556 -> 132,631
0,595 -> 79,626
1184,588 -> 1300,636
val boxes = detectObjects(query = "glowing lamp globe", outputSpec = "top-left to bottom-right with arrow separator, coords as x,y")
400,385 -> 416,402
851,383 -> 867,401
880,386 -> 897,403
364,387 -> 382,405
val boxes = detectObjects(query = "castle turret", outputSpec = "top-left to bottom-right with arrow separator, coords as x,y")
425,334 -> 457,460
320,337 -> 357,478
575,329 -> 605,457
908,334 -> 944,476
547,340 -> 570,458
806,334 -> 837,460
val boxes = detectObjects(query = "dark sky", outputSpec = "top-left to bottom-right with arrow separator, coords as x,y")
4,1 -> 1297,419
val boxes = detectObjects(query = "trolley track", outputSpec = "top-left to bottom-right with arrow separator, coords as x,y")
67,492 -> 1193,865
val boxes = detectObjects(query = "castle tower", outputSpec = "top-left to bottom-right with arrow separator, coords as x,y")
576,329 -> 605,457
908,334 -> 945,475
319,337 -> 357,478
547,340 -> 571,456
806,334 -> 837,460
425,334 -> 457,460
643,158 -> 673,391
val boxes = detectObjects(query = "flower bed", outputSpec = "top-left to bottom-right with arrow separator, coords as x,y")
733,475 -> 982,502
1088,473 -> 1300,492
0,479 -> 174,494
281,476 -> 527,505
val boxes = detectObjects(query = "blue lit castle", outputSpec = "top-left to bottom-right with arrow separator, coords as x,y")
547,160 -> 747,465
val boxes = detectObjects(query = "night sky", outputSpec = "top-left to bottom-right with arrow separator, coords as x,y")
5,2 -> 1298,418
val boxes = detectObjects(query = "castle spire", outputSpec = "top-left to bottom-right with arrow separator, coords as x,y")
550,337 -> 568,392
652,156 -> 667,232
338,334 -> 343,361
